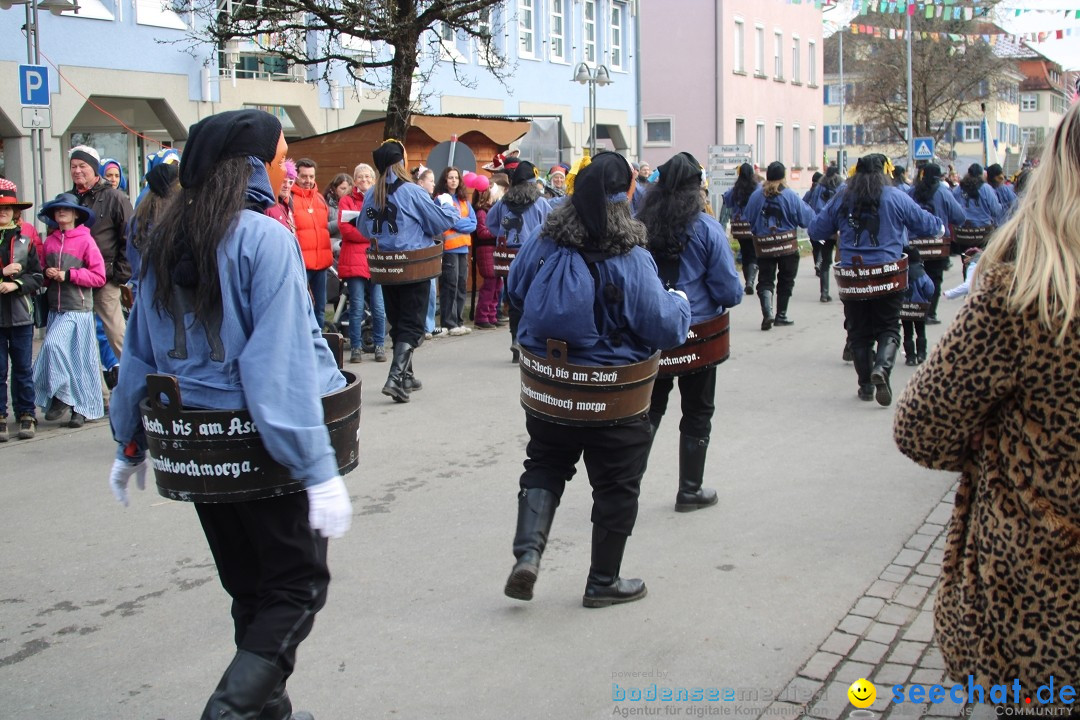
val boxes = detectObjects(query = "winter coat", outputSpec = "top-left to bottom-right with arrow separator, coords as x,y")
473,208 -> 496,247
42,224 -> 106,313
291,185 -> 333,271
72,178 -> 133,284
337,188 -> 371,280
903,261 -> 936,304
894,264 -> 1080,702
0,226 -> 44,327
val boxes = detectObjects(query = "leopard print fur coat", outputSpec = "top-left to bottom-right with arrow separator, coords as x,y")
894,264 -> 1080,699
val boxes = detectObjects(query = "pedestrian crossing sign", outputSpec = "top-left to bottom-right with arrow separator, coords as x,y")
913,137 -> 935,160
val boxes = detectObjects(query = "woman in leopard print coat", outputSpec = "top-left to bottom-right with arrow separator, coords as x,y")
894,102 -> 1080,703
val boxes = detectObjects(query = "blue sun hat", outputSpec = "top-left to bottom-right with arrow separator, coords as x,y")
38,193 -> 96,229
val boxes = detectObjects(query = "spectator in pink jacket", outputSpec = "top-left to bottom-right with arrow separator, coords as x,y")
33,193 -> 107,428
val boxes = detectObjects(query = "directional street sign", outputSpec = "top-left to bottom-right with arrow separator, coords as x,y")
19,64 -> 50,107
913,137 -> 935,161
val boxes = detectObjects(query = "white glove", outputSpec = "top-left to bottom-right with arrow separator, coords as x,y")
936,223 -> 947,239
110,457 -> 149,507
306,476 -> 352,539
668,288 -> 689,303
436,193 -> 454,208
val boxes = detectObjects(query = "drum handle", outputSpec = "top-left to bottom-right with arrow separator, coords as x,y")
145,374 -> 185,415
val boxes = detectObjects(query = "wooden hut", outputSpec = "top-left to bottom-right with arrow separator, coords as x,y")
286,113 -> 533,179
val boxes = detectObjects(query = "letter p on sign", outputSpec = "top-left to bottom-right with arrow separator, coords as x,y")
19,64 -> 50,107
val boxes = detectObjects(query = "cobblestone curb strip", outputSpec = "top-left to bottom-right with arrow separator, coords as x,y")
763,482 -> 972,720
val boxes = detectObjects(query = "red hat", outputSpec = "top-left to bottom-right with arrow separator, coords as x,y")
483,149 -> 521,172
0,179 -> 32,212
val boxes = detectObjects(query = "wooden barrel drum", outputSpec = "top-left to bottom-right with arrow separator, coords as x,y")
658,311 -> 730,379
833,255 -> 909,301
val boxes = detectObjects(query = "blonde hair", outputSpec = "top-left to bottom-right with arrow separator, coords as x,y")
763,179 -> 786,198
371,163 -> 413,210
977,101 -> 1080,345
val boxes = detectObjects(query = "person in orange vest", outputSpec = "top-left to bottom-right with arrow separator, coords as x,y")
292,158 -> 334,321
434,166 -> 478,336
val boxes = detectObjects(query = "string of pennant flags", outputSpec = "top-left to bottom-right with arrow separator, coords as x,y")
849,21 -> 1080,42
788,0 -> 1080,18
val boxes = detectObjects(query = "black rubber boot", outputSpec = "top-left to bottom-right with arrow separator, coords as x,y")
842,340 -> 853,362
201,650 -> 284,720
774,294 -> 794,326
819,267 -> 832,302
381,342 -> 413,403
916,336 -> 927,365
870,338 -> 900,407
852,345 -> 876,401
743,263 -> 757,296
259,684 -> 314,720
504,488 -> 559,601
759,290 -> 775,331
403,355 -> 422,392
582,527 -> 646,608
675,435 -> 718,512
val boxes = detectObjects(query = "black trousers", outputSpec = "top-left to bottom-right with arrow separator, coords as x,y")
648,367 -> 717,438
923,258 -> 947,319
736,237 -> 756,267
382,280 -> 430,348
844,293 -> 903,351
756,253 -> 800,298
196,492 -> 329,678
520,414 -> 652,536
902,319 -> 928,356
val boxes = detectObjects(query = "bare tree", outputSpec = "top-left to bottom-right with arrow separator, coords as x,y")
175,0 -> 514,139
825,7 -> 1012,152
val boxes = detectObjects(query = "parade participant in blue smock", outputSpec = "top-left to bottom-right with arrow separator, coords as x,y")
744,161 -> 814,330
722,163 -> 759,295
99,158 -> 127,192
951,164 -> 1002,245
809,153 -> 943,406
504,151 -> 690,609
135,147 -> 180,207
636,151 -> 742,513
486,160 -> 553,362
985,163 -> 1017,223
125,162 -> 179,298
907,163 -> 966,325
360,139 -> 458,402
806,165 -> 844,302
900,245 -> 936,366
107,109 -> 352,720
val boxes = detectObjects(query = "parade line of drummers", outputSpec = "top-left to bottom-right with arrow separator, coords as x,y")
0,103 -> 1030,717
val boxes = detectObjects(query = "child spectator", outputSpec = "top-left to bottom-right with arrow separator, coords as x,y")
901,246 -> 936,366
471,174 -> 508,328
0,180 -> 44,440
944,247 -> 982,300
33,193 -> 107,428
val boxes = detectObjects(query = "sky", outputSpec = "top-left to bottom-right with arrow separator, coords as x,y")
822,0 -> 1080,70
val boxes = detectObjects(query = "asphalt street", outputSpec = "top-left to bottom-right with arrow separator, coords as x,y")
0,255 -> 967,720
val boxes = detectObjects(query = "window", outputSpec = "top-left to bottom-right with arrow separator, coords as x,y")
1053,95 -> 1067,114
733,19 -> 745,73
808,40 -> 817,85
438,22 -> 466,62
774,124 -> 784,164
792,125 -> 801,166
475,8 -> 497,65
136,0 -> 186,28
825,83 -> 851,105
809,127 -> 817,167
1020,93 -> 1038,111
610,2 -> 624,70
773,31 -> 783,79
756,123 -> 766,165
997,122 -> 1007,144
735,118 -> 746,145
754,26 -> 765,75
1010,124 -> 1019,145
644,118 -> 672,146
584,0 -> 596,65
791,36 -> 800,83
825,126 -> 842,146
518,0 -> 535,58
549,0 -> 566,62
962,122 -> 982,143
1021,126 -> 1044,144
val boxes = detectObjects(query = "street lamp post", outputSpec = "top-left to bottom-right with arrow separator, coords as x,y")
573,62 -> 612,156
0,0 -> 81,209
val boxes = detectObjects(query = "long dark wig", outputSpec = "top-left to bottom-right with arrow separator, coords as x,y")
636,178 -> 704,260
959,164 -> 984,200
729,163 -> 758,207
148,156 -> 252,325
131,178 -> 179,253
912,164 -> 943,207
844,157 -> 887,219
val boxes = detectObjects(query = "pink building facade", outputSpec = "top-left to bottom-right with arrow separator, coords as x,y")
639,0 -> 825,191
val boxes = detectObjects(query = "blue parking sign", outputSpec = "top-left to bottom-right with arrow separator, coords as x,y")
19,64 -> 50,107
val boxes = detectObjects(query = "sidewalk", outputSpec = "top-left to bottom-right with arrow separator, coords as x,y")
763,480 -> 998,720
